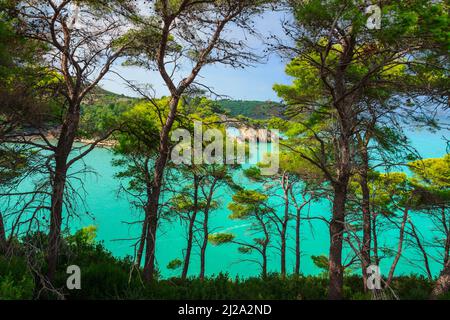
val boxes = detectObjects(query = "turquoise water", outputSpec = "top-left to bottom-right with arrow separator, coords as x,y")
5,128 -> 449,279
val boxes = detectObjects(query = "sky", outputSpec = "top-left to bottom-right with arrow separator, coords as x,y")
99,10 -> 293,102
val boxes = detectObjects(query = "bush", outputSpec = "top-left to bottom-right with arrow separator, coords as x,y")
1,228 -> 449,300
0,256 -> 34,300
390,275 -> 433,300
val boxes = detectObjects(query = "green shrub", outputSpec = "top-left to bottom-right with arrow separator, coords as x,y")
0,256 -> 34,300
1,228 -> 449,300
390,275 -> 433,300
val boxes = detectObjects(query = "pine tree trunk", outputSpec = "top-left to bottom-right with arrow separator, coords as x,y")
143,97 -> 179,282
262,244 -> 268,279
199,213 -> 208,280
372,213 -> 379,265
294,207 -> 301,275
0,212 -> 6,254
360,170 -> 371,291
328,184 -> 347,300
280,188 -> 289,279
442,207 -> 449,266
431,260 -> 450,299
200,179 -> 217,280
47,163 -> 67,282
409,220 -> 432,280
136,208 -> 149,267
143,200 -> 158,282
182,176 -> 199,280
47,107 -> 79,283
386,208 -> 409,287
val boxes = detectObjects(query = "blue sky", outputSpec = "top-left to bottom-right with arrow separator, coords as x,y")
99,10 -> 293,102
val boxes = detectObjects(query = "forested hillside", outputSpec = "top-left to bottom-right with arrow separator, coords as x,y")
79,91 -> 281,137
217,100 -> 284,119
79,89 -> 137,138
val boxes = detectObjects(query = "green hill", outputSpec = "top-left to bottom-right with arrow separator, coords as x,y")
79,89 -> 284,137
217,100 -> 284,120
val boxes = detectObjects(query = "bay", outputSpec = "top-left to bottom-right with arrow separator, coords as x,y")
5,128 -> 450,279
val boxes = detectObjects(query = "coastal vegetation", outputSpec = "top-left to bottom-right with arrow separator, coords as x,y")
0,0 -> 448,300
0,226 -> 444,300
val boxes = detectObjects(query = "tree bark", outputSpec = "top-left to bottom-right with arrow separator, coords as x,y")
360,168 -> 371,291
372,213 -> 379,265
47,106 -> 79,283
199,209 -> 209,281
262,244 -> 268,279
441,207 -> 449,266
0,212 -> 6,254
429,208 -> 450,299
47,162 -> 67,283
280,175 -> 289,279
409,219 -> 432,280
136,207 -> 149,267
294,207 -> 301,275
386,208 -> 409,287
357,117 -> 375,291
430,260 -> 450,299
291,188 -> 308,276
142,97 -> 179,282
328,183 -> 348,300
182,175 -> 199,280
143,200 -> 158,282
200,179 -> 217,280
326,33 -> 355,300
256,213 -> 270,279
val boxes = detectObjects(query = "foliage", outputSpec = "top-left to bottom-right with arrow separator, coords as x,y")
228,190 -> 269,219
0,227 -> 448,300
208,233 -> 235,245
217,100 -> 284,119
0,256 -> 34,300
311,255 -> 329,273
79,89 -> 137,138
67,226 -> 98,247
0,146 -> 31,185
409,154 -> 450,188
167,259 -> 183,270
0,0 -> 449,301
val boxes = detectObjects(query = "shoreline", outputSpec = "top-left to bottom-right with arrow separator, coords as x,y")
38,129 -> 118,148
74,137 -> 117,148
